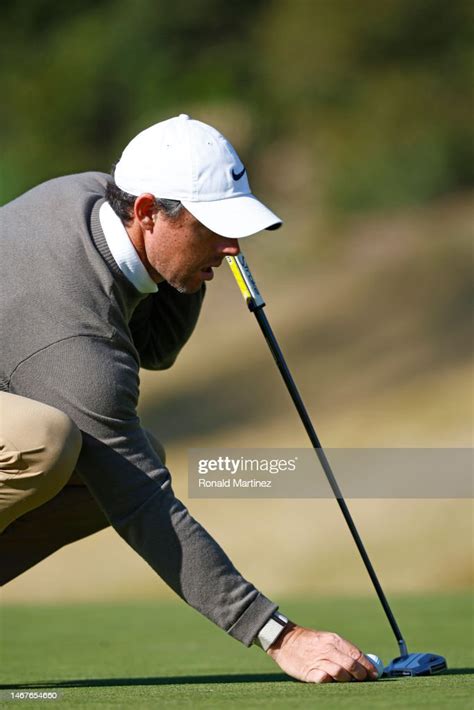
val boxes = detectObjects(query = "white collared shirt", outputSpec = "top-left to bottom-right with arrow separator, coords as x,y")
99,201 -> 158,294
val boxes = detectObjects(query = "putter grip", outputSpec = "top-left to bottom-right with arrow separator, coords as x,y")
226,254 -> 265,309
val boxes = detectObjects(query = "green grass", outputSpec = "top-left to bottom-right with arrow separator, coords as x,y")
1,594 -> 472,709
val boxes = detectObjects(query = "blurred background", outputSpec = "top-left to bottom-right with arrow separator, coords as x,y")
2,0 -> 472,603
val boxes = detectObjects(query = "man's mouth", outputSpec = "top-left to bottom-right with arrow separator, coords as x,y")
201,266 -> 214,280
201,261 -> 222,281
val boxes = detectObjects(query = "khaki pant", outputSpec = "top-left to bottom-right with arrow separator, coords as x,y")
0,392 -> 82,534
0,392 -> 166,585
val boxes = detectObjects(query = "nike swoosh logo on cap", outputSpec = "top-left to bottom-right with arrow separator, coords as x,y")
231,166 -> 246,181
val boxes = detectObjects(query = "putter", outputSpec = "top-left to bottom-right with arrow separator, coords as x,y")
226,252 -> 447,678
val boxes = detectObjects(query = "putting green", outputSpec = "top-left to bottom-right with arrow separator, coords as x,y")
2,594 -> 472,708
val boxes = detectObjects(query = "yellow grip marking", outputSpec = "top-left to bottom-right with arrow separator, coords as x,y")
226,256 -> 252,303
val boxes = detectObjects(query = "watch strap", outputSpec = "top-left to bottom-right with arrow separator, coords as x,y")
253,611 -> 289,651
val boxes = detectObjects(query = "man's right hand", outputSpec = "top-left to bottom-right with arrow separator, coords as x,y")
266,623 -> 380,683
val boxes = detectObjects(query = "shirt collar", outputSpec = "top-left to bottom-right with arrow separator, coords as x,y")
99,201 -> 158,294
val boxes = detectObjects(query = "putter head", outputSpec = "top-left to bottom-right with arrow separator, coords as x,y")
384,653 -> 447,677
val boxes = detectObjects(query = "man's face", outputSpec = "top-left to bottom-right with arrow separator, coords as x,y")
143,207 -> 240,293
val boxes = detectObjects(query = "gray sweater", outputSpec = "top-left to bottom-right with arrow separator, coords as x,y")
0,172 -> 276,644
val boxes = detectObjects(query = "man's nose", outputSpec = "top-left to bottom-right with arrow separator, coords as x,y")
220,238 -> 240,256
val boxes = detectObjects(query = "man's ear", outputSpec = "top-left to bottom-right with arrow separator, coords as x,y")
134,194 -> 157,232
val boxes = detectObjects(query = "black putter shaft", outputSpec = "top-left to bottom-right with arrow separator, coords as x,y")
226,254 -> 408,658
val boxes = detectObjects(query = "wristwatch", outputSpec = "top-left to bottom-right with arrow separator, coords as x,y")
253,611 -> 289,651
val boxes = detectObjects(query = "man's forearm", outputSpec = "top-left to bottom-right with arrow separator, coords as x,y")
73,433 -> 276,645
114,483 -> 277,644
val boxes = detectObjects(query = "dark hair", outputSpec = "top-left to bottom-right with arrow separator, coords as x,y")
106,165 -> 183,225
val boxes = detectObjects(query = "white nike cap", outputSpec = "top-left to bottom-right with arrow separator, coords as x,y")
114,114 -> 282,238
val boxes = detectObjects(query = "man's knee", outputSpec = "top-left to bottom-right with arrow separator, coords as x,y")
0,394 -> 82,532
39,407 -> 82,491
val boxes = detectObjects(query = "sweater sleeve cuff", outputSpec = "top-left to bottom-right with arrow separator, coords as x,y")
227,593 -> 278,647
